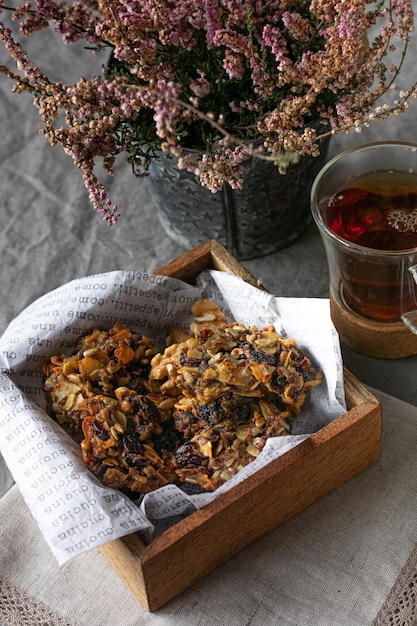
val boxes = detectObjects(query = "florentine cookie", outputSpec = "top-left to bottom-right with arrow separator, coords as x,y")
43,302 -> 322,493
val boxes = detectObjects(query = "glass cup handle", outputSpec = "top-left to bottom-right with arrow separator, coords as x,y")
401,265 -> 417,334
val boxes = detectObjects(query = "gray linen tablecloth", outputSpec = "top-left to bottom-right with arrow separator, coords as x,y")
2,5 -> 417,625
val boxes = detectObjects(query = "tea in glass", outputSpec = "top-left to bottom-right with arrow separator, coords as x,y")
325,170 -> 417,321
311,142 -> 417,324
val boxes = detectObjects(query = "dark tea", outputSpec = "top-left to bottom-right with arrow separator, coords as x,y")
326,170 -> 417,250
324,170 -> 417,322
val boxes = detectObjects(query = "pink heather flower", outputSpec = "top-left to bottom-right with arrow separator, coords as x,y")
202,0 -> 222,44
35,0 -> 59,18
83,172 -> 121,225
1,0 -> 416,222
222,49 -> 245,79
213,28 -> 250,56
281,12 -> 311,42
190,72 -> 210,97
198,144 -> 248,192
262,25 -> 288,65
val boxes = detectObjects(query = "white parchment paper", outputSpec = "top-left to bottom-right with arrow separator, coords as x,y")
0,269 -> 346,564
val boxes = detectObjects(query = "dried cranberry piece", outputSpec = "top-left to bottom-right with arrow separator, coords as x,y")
269,370 -> 287,394
248,347 -> 275,365
131,396 -> 160,422
119,433 -> 144,457
199,401 -> 226,426
173,442 -> 203,468
92,420 -> 109,440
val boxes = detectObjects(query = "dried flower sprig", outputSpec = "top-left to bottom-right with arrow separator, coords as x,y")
1,0 -> 416,224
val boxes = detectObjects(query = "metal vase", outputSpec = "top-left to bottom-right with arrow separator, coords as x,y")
147,138 -> 331,260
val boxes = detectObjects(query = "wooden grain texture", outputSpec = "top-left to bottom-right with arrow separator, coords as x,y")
98,240 -> 383,612
330,287 -> 417,359
343,367 -> 377,410
155,239 -> 265,289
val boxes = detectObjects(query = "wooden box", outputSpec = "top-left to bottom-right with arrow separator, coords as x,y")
99,240 -> 382,611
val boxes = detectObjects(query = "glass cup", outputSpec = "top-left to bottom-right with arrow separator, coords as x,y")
311,141 -> 417,325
